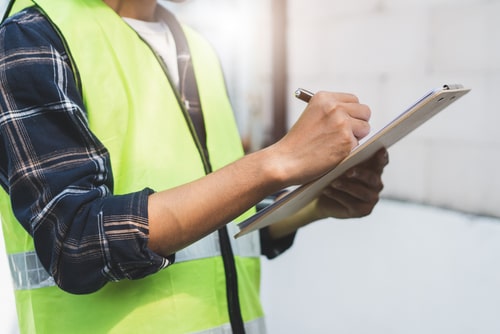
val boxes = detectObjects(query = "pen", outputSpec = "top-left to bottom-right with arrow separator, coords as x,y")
294,88 -> 314,103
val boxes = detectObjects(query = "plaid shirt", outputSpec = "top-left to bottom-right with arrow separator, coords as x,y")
0,8 -> 294,294
0,8 -> 171,294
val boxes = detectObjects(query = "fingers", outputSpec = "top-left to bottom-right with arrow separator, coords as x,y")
324,92 -> 360,104
319,171 -> 382,218
346,101 -> 371,122
327,173 -> 382,203
313,147 -> 389,220
341,100 -> 371,140
324,149 -> 389,202
311,91 -> 371,142
321,189 -> 377,217
358,148 -> 390,173
352,117 -> 371,140
313,91 -> 371,121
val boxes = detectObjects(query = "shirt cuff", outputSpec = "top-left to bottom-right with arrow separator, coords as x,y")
260,226 -> 296,259
101,188 -> 172,281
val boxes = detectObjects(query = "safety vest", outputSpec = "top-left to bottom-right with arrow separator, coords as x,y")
0,0 -> 264,333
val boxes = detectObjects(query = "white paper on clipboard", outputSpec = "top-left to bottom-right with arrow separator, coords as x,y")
235,84 -> 471,238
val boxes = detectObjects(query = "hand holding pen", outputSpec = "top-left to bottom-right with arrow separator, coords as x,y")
267,88 -> 371,186
290,88 -> 388,222
294,88 -> 371,141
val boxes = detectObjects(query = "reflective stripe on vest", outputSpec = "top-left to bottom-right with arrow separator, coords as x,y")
192,317 -> 267,334
7,251 -> 55,290
8,222 -> 259,290
1,0 -> 265,333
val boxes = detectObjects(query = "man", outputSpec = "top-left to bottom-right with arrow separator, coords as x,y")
0,0 -> 388,333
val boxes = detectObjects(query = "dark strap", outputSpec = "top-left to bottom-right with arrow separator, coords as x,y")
160,9 -> 211,170
160,9 -> 246,334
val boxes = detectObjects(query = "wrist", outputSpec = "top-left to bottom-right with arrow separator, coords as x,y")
249,145 -> 292,191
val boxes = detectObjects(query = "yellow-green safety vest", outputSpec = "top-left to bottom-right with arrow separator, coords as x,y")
0,0 -> 264,333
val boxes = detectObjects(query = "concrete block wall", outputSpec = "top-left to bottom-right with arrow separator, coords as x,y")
286,0 -> 500,217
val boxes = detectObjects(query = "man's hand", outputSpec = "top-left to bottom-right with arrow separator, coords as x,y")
314,148 -> 389,220
267,91 -> 371,187
266,148 -> 389,241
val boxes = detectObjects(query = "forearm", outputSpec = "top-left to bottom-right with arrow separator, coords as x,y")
147,89 -> 376,256
148,147 -> 286,256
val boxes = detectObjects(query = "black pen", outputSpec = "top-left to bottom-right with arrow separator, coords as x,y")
294,88 -> 314,103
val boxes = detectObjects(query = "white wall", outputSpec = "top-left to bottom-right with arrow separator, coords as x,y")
260,1 -> 500,333
286,0 -> 500,217
261,199 -> 500,334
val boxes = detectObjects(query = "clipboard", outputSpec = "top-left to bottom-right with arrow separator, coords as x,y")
235,84 -> 471,238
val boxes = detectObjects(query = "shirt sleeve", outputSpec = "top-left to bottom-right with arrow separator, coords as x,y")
260,227 -> 296,259
0,9 -> 171,295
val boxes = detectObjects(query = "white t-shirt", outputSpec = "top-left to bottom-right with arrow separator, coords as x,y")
123,17 -> 180,88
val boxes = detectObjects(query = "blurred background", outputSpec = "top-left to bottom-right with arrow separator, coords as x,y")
1,0 -> 500,333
